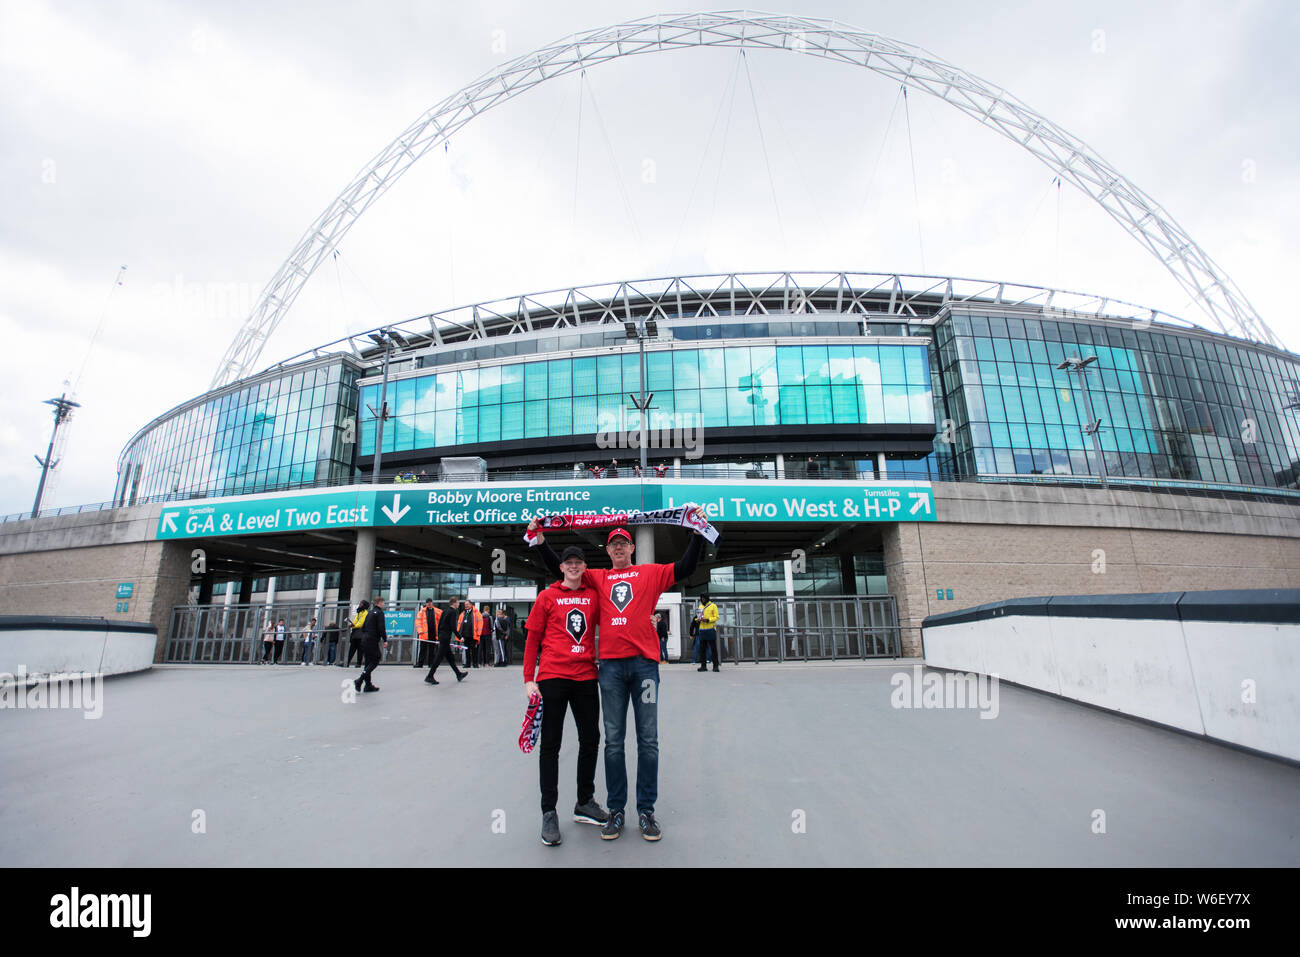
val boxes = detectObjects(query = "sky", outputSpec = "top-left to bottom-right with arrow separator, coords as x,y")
2,0 -> 1297,516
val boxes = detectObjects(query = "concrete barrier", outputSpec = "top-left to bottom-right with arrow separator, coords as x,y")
922,589 -> 1300,762
0,616 -> 156,679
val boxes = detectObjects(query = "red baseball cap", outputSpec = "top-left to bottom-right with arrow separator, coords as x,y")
607,528 -> 633,544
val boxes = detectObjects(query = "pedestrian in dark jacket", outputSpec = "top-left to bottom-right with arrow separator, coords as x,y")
425,597 -> 467,685
354,597 -> 387,693
346,600 -> 369,667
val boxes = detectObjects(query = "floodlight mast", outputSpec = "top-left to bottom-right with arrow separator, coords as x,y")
211,11 -> 1280,389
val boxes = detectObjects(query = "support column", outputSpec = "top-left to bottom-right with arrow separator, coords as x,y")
838,552 -> 856,595
197,569 -> 215,604
389,569 -> 399,605
238,571 -> 254,604
672,456 -> 681,477
877,452 -> 887,479
265,576 -> 276,607
635,525 -> 655,564
776,453 -> 785,479
353,529 -> 377,604
338,556 -> 355,605
315,572 -> 326,621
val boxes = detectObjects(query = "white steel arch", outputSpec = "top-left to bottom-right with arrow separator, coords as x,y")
211,10 -> 1279,387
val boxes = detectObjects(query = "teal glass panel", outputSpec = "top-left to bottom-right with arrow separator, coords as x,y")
499,364 -> 524,402
548,359 -> 571,398
573,397 -> 598,434
698,348 -> 726,385
572,357 -> 597,396
457,407 -> 479,445
828,345 -> 856,385
726,387 -> 755,426
646,351 -> 674,391
701,389 -> 729,427
393,379 -> 415,418
622,353 -> 641,392
525,400 -> 548,437
860,385 -> 884,421
775,346 -> 804,384
435,372 -> 456,409
478,405 -> 501,442
435,410 -> 455,447
673,350 -> 700,389
882,384 -> 909,420
805,385 -> 833,423
831,385 -> 859,423
597,354 -> 622,393
880,347 -> 906,384
415,411 -> 436,447
975,338 -> 996,362
414,375 -> 438,412
500,403 -> 524,441
393,416 -> 414,451
801,346 -> 830,385
909,388 -> 934,423
549,397 -> 572,435
525,362 -> 547,401
778,385 -> 806,424
903,347 -> 928,385
724,346 -> 752,385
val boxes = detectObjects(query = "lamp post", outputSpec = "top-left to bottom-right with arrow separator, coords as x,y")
32,393 -> 80,517
1056,355 -> 1107,488
366,328 -> 407,483
624,318 -> 658,473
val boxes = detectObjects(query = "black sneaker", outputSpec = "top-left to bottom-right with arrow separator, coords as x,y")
600,809 -> 624,840
573,800 -> 609,826
456,671 -> 467,682
425,676 -> 439,685
638,811 -> 662,841
353,677 -> 363,692
541,810 -> 562,846
363,683 -> 379,693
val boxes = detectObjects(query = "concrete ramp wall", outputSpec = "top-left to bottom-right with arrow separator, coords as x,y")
0,617 -> 157,679
921,590 -> 1300,762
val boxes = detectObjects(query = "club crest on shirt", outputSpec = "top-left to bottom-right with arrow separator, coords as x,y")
609,580 -> 634,612
566,609 -> 587,642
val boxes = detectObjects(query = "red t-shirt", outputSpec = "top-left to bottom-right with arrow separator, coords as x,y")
524,581 -> 599,681
582,562 -> 677,661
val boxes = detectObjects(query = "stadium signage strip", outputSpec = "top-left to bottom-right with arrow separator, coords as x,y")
154,481 -> 936,539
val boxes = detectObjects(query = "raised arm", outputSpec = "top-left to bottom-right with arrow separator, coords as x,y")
527,518 -> 564,579
672,532 -> 704,584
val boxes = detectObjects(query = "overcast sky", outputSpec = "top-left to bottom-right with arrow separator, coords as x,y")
2,0 -> 1297,515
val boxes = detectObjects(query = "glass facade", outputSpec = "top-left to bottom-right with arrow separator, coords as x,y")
935,311 -> 1300,490
358,342 -> 934,455
115,358 -> 361,504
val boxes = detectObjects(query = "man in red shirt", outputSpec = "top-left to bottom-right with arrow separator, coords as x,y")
528,516 -> 706,842
524,545 -> 609,846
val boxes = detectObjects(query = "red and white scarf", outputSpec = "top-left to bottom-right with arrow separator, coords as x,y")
523,503 -> 719,545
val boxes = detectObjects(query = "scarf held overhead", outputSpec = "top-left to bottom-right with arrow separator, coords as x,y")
523,504 -> 719,545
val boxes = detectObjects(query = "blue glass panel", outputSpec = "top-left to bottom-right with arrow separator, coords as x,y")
701,389 -> 729,427
525,400 -> 548,438
880,347 -> 906,384
674,351 -> 700,389
882,384 -> 909,421
831,384 -> 859,423
457,407 -> 479,445
549,398 -> 572,435
597,354 -> 622,393
776,346 -> 804,384
525,362 -> 547,401
725,386 -> 755,426
903,347 -> 928,385
801,346 -> 830,386
393,416 -> 414,451
573,397 -> 598,434
572,357 -> 597,396
500,403 -> 523,441
499,365 -> 524,402
778,386 -> 806,424
646,351 -> 673,392
805,385 -> 833,423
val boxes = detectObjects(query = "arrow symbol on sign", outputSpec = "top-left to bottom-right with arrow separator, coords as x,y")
381,494 -> 410,523
162,512 -> 180,533
908,493 -> 932,515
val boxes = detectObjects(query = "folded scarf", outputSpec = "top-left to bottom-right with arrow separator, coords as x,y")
523,503 -> 719,545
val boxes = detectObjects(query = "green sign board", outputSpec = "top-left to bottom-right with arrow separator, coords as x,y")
155,480 -> 936,540
116,582 -> 134,599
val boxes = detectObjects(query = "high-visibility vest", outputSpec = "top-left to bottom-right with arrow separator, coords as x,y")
416,609 -> 430,641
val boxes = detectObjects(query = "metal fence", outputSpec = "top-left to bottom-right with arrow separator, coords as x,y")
165,601 -> 427,665
700,596 -> 900,662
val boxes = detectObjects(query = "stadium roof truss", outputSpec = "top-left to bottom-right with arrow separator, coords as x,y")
213,10 -> 1281,388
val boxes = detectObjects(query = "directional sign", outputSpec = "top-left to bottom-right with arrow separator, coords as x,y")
384,611 -> 415,636
154,480 -> 936,539
115,582 -> 134,599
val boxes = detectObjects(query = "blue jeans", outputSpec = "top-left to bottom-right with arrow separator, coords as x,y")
598,656 -> 659,814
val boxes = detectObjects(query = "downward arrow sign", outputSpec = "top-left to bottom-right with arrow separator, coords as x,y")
381,494 -> 410,523
162,512 -> 179,533
908,492 -> 931,515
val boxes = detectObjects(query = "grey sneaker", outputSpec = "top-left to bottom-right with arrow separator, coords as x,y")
573,800 -> 609,826
600,809 -> 624,840
638,811 -> 662,841
541,810 -> 562,846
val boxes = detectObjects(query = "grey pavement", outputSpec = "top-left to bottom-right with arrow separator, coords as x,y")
1,659 -> 1298,867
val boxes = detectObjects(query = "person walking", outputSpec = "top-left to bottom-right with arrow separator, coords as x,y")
345,601 -> 369,668
353,596 -> 387,693
494,609 -> 510,667
654,612 -> 669,662
272,618 -> 288,664
529,516 -> 707,842
260,616 -> 275,664
301,617 -> 319,665
694,595 -> 720,672
324,618 -> 341,665
524,545 -> 609,845
413,598 -> 440,668
425,597 -> 467,685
